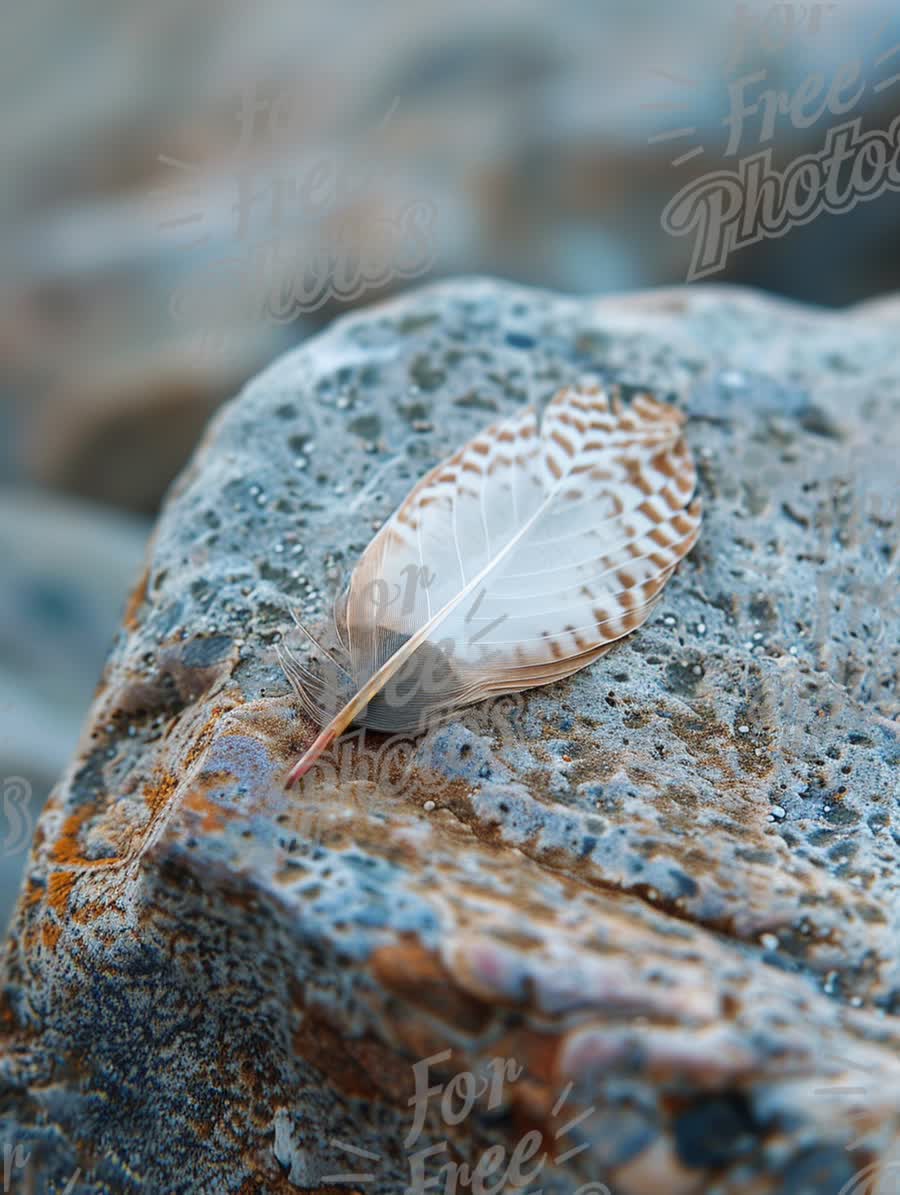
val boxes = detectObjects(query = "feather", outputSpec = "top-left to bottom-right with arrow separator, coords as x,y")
285,382 -> 702,785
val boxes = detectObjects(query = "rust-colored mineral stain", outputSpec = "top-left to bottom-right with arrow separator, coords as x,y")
41,921 -> 61,950
293,1013 -> 382,1102
183,783 -> 232,834
47,870 -> 78,914
144,771 -> 179,815
50,807 -> 96,866
22,877 -> 45,910
371,939 -> 492,1032
71,900 -> 109,926
491,1028 -> 562,1087
184,706 -> 227,769
123,565 -> 150,631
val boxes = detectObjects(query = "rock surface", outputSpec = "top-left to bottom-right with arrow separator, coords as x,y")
1,278 -> 898,1193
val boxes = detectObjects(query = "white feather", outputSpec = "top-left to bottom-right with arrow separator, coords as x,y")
285,383 -> 701,784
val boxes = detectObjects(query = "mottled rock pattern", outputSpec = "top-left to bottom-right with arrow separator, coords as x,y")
1,279 -> 898,1193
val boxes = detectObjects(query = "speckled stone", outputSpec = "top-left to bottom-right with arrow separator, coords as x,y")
1,279 -> 898,1193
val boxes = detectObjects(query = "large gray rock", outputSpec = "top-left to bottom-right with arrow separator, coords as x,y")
1,279 -> 898,1193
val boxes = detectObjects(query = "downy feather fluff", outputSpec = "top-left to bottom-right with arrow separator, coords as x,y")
283,382 -> 701,784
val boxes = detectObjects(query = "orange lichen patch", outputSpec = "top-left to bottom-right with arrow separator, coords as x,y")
123,565 -> 150,631
182,784 -> 233,834
144,771 -> 179,816
41,921 -> 61,950
371,939 -> 492,1033
50,806 -> 96,867
183,706 -> 228,770
71,900 -> 109,926
33,872 -> 78,951
22,876 -> 45,911
47,869 -> 78,916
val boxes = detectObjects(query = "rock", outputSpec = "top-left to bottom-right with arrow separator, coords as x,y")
1,279 -> 898,1193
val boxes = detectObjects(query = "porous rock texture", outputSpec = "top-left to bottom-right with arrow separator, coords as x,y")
1,279 -> 898,1194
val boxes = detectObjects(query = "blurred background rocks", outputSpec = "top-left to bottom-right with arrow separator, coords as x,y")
1,0 -> 899,927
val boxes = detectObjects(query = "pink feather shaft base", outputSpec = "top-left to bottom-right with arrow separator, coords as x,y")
285,724 -> 340,786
